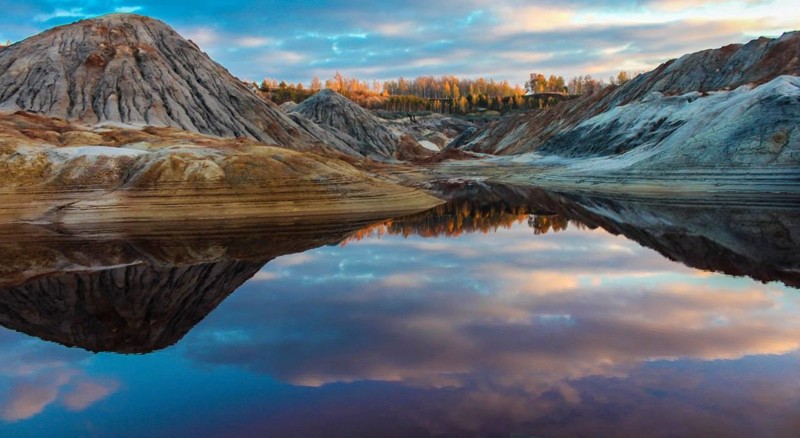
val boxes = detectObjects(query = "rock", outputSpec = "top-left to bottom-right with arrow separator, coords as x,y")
394,134 -> 436,161
285,110 -> 366,158
280,101 -> 299,113
292,89 -> 410,159
0,14 -> 321,151
375,111 -> 476,143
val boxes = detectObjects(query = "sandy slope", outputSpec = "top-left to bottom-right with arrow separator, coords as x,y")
0,112 -> 443,224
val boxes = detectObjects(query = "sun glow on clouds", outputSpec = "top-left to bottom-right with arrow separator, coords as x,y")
575,0 -> 797,30
9,0 -> 800,82
179,27 -> 220,48
235,36 -> 273,48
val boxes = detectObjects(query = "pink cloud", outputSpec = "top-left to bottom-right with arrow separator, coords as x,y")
62,379 -> 120,411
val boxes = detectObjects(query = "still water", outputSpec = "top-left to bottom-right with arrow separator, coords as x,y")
0,186 -> 799,437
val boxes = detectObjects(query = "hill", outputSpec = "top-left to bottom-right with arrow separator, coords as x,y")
0,14 -> 319,150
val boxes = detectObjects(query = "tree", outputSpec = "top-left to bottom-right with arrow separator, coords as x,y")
333,72 -> 344,93
310,76 -> 321,92
526,73 -> 547,94
547,75 -> 565,93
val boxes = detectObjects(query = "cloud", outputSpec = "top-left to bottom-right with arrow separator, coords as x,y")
34,7 -> 87,22
235,36 -> 272,48
178,26 -> 220,49
114,6 -> 143,14
6,0 -> 799,84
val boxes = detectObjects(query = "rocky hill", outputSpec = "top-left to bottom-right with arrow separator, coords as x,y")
0,14 -> 323,150
444,32 -> 800,195
288,89 -> 433,160
452,31 -> 800,158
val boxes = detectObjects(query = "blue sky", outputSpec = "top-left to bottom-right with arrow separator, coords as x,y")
0,1 -> 798,87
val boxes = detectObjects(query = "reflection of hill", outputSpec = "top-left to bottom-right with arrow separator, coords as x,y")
360,180 -> 800,288
552,192 -> 800,288
481,182 -> 800,287
0,219 -> 380,353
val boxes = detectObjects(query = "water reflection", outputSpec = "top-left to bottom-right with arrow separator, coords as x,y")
0,185 -> 799,436
0,218 -> 378,353
380,182 -> 800,287
178,190 -> 800,436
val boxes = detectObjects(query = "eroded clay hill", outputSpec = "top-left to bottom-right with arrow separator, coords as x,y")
288,89 -> 435,160
0,13 -> 318,149
453,31 -> 800,157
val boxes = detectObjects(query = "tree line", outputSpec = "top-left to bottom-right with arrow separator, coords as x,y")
343,200 -> 586,242
254,69 -> 638,115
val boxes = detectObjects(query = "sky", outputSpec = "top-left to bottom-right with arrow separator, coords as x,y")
0,1 -> 798,88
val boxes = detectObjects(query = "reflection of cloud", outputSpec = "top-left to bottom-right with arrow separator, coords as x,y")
272,252 -> 316,267
1,373 -> 120,421
62,379 -> 121,411
381,273 -> 428,288
1,372 -> 71,421
250,271 -> 282,281
0,336 -> 119,422
478,266 -> 580,293
186,221 -> 800,397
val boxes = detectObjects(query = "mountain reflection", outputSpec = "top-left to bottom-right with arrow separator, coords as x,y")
0,219 -> 379,353
0,183 -> 797,355
349,182 -> 800,287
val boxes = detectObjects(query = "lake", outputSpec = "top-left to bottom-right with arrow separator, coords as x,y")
0,183 -> 798,437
